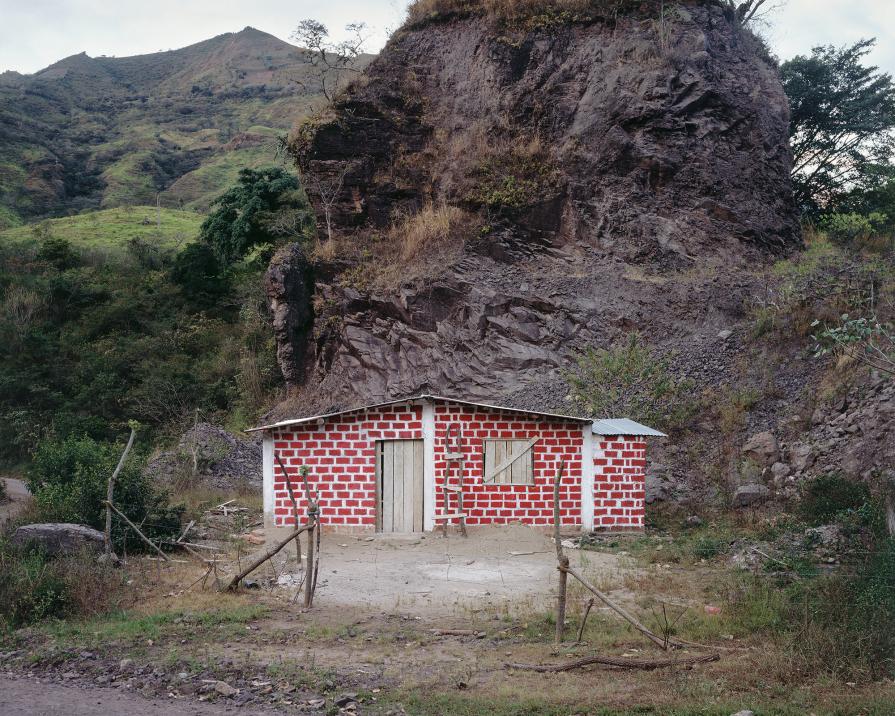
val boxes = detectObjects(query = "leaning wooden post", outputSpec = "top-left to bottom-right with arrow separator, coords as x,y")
300,465 -> 320,609
105,426 -> 136,555
276,453 -> 303,568
553,460 -> 568,645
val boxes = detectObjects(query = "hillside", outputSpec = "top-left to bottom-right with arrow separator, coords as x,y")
0,27 -> 371,228
0,206 -> 203,249
266,1 -> 894,509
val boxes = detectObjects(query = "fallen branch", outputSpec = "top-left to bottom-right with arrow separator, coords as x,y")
104,500 -> 168,561
432,629 -> 484,637
220,524 -> 312,591
506,652 -> 720,673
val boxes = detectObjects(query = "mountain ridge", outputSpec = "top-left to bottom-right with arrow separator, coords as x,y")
0,27 -> 372,227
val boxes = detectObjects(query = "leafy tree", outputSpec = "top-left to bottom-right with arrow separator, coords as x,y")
199,167 -> 306,265
782,40 -> 895,216
26,435 -> 182,550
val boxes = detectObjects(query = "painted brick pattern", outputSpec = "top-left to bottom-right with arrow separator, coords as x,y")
267,398 -> 647,532
271,405 -> 423,527
593,439 -> 646,530
432,403 -> 583,527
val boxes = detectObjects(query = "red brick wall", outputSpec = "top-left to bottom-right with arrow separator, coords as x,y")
269,400 -> 586,530
271,405 -> 423,528
432,403 -> 583,527
593,438 -> 646,530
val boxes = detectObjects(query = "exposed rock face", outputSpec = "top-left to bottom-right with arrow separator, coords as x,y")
272,3 -> 799,411
12,524 -> 105,555
741,432 -> 780,468
265,244 -> 315,385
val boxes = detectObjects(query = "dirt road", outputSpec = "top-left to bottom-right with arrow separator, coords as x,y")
0,675 -> 288,716
0,477 -> 29,525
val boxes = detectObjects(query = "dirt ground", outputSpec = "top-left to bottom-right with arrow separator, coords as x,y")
258,525 -> 621,617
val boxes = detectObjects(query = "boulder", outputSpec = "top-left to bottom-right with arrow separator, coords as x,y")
741,432 -> 779,467
12,523 -> 105,555
732,484 -> 770,509
789,443 -> 815,473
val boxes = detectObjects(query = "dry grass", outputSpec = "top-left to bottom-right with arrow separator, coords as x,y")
393,204 -> 468,261
406,0 -> 644,26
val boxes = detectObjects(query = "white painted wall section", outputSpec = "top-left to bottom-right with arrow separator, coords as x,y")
581,423 -> 594,530
262,434 -> 275,529
422,401 -> 436,532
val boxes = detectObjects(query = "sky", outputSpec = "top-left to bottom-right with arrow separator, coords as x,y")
0,0 -> 893,76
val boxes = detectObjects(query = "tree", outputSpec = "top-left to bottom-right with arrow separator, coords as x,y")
291,20 -> 367,101
712,0 -> 779,27
199,167 -> 307,265
782,40 -> 895,216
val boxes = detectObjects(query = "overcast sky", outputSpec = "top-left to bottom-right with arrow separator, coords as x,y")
1,0 -> 893,76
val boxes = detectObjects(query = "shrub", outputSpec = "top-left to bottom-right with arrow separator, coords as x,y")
565,335 -> 697,432
821,211 -> 890,250
800,473 -> 871,526
26,435 -> 182,551
692,536 -> 728,560
0,536 -> 127,629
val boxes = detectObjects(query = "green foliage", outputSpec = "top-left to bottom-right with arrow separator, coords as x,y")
750,231 -> 891,340
464,151 -> 559,212
566,335 -> 697,431
199,167 -> 308,265
820,212 -> 889,247
0,536 -> 126,630
26,435 -> 182,550
782,40 -> 895,216
812,314 -> 895,376
0,207 -> 204,251
34,230 -> 79,271
692,536 -> 728,560
170,242 -> 230,302
799,473 -> 872,526
0,212 -> 284,463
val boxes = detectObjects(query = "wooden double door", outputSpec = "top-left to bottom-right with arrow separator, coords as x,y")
376,440 -> 424,532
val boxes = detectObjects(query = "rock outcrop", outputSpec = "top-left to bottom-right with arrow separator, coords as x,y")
12,524 -> 105,555
270,2 -> 799,411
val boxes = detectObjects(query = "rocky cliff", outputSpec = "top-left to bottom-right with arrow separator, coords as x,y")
270,1 -> 800,414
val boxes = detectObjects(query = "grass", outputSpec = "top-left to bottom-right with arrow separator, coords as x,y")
40,604 -> 269,649
405,0 -> 655,26
0,207 -> 203,251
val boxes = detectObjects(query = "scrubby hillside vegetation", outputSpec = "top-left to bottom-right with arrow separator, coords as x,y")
0,27 -> 370,229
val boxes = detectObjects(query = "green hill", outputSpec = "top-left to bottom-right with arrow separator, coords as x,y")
0,27 -> 372,228
0,207 -> 203,249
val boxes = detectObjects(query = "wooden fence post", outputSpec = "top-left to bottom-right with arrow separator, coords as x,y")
105,427 -> 136,555
553,460 -> 568,645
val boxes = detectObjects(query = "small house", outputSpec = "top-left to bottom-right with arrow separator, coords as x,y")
248,395 -> 664,534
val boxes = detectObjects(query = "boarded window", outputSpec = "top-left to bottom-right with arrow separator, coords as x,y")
483,439 -> 536,485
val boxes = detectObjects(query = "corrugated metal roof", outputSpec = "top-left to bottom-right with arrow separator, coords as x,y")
592,419 -> 667,437
246,395 -> 595,433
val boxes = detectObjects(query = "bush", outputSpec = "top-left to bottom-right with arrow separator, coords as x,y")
800,473 -> 871,526
821,212 -> 890,251
0,536 -> 126,629
26,435 -> 183,551
565,335 -> 697,432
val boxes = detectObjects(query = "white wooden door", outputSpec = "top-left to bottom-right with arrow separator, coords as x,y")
376,440 -> 424,532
